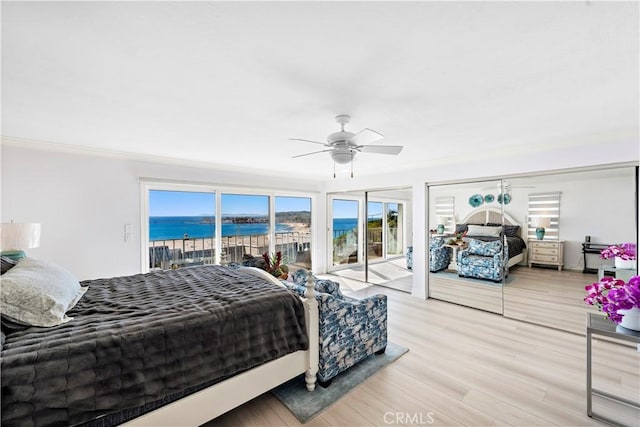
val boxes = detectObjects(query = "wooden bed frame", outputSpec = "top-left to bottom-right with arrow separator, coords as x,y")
123,267 -> 319,426
460,207 -> 527,267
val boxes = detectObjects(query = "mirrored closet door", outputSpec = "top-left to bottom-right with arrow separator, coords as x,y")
427,165 -> 638,335
427,180 -> 509,314
501,166 -> 638,334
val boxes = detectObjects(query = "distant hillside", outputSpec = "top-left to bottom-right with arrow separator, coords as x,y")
275,211 -> 311,225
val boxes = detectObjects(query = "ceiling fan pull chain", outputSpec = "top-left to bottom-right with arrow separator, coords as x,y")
350,156 -> 354,178
333,160 -> 336,179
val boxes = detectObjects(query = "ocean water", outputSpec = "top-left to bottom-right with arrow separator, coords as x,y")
149,216 -> 294,240
333,218 -> 358,234
149,216 -> 358,240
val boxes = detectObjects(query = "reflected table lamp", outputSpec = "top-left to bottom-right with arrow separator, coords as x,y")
532,217 -> 550,240
1,223 -> 41,261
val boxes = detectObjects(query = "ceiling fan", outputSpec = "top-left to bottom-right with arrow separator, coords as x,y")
290,115 -> 403,177
482,181 -> 536,192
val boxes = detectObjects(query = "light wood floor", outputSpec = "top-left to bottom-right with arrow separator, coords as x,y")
430,266 -> 604,335
504,266 -> 603,335
205,286 -> 639,427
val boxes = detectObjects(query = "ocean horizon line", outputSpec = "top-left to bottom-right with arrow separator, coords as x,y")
149,216 -> 356,241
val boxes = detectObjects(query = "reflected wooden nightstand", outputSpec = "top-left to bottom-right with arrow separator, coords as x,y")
528,240 -> 564,271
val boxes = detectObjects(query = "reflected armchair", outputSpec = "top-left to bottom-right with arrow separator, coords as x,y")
429,236 -> 452,272
457,238 -> 509,282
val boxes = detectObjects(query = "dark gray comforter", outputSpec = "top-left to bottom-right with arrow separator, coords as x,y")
1,265 -> 308,427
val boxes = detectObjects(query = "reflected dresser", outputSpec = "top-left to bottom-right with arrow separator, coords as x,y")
528,239 -> 564,271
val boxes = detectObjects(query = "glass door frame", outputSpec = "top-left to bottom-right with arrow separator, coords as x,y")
328,194 -> 364,272
328,191 -> 409,277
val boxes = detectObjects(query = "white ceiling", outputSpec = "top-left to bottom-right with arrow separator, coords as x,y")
2,1 -> 638,179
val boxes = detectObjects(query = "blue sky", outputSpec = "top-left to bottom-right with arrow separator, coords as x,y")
331,200 -> 392,219
149,191 -> 311,216
275,196 -> 311,212
368,201 -> 383,219
221,194 -> 268,215
333,199 -> 358,219
150,191 -> 215,216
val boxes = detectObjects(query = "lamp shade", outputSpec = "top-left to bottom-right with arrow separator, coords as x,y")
532,217 -> 551,229
1,223 -> 41,250
331,150 -> 355,164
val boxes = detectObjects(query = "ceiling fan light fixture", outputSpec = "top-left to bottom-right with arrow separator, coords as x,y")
331,150 -> 355,164
327,131 -> 355,144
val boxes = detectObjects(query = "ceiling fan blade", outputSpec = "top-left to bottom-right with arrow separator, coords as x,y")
357,145 -> 403,155
291,149 -> 333,159
348,128 -> 384,146
289,138 -> 329,146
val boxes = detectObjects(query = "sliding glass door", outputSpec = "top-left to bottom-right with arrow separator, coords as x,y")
331,198 -> 360,266
386,202 -> 403,257
367,201 -> 384,262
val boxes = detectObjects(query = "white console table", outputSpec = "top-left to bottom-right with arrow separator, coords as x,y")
586,313 -> 640,426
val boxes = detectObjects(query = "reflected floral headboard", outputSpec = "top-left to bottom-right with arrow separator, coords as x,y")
459,207 -> 524,238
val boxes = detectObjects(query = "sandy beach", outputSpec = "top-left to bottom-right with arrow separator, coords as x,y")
149,225 -> 311,265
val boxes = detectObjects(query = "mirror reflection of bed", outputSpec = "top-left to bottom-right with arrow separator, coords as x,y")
428,165 -> 638,335
428,180 -> 507,315
428,206 -> 524,315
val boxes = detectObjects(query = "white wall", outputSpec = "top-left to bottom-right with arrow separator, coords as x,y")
1,144 -> 323,280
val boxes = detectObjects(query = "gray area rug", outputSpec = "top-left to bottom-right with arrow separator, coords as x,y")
272,342 -> 409,423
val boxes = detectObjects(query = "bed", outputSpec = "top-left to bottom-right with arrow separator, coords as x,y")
1,262 -> 319,427
458,207 -> 527,268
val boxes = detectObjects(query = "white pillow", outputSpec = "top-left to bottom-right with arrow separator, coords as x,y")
0,258 -> 87,327
467,225 -> 502,238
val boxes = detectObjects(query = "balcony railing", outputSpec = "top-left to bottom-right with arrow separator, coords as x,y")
331,227 -> 402,262
149,231 -> 311,270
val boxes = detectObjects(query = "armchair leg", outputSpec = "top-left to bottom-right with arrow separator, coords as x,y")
375,346 -> 386,355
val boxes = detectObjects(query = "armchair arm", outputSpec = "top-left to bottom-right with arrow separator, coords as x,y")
491,252 -> 503,266
291,270 -> 344,297
430,245 -> 450,257
489,243 -> 509,266
318,293 -> 387,346
317,293 -> 388,382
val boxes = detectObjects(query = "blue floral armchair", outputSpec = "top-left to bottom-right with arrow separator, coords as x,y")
285,270 -> 388,385
457,238 -> 509,282
429,236 -> 452,272
406,246 -> 413,270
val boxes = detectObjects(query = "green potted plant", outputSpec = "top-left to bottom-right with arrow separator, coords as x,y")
262,251 -> 288,279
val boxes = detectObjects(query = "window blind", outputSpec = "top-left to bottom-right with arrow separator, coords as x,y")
527,192 -> 561,240
434,196 -> 455,234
